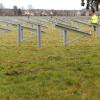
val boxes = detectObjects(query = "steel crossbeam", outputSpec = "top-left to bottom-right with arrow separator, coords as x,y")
55,23 -> 91,46
91,23 -> 100,38
16,18 -> 48,29
0,18 -> 47,48
0,28 -> 12,35
17,24 -> 46,48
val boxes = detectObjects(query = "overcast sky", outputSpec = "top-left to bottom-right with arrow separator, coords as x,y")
0,0 -> 86,10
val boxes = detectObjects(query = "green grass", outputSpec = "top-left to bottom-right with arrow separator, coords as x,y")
0,19 -> 100,100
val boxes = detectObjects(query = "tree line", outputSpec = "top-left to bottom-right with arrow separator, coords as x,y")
0,1 -> 100,16
0,3 -> 33,16
81,0 -> 100,13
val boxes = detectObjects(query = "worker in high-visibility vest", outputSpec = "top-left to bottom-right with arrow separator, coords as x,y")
92,13 -> 99,31
55,15 -> 58,19
55,15 -> 58,24
6,15 -> 8,18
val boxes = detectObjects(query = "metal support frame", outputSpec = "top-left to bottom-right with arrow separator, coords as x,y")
0,18 -> 48,48
63,30 -> 67,46
91,24 -> 100,38
66,35 -> 86,46
22,35 -> 37,42
63,30 -> 87,46
17,24 -> 21,45
21,29 -> 23,41
60,29 -> 63,37
75,23 -> 77,28
6,24 -> 8,29
74,20 -> 92,31
96,26 -> 98,38
52,23 -> 55,31
77,23 -> 79,29
11,22 -> 13,30
79,26 -> 89,31
17,23 -> 46,48
55,23 -> 91,47
37,25 -> 41,48
30,24 -> 34,35
0,31 -> 9,35
20,20 -> 22,24
0,27 -> 12,35
17,24 -> 42,48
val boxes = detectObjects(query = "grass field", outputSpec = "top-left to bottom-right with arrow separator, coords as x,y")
0,18 -> 100,100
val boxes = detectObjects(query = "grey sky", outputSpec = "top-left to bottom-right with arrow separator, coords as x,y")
0,0 -> 86,10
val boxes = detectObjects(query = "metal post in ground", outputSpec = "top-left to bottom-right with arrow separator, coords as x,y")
20,20 -> 22,24
17,24 -> 21,45
52,23 -> 54,31
6,24 -> 8,30
21,29 -> 23,41
96,26 -> 98,38
60,29 -> 63,37
37,25 -> 41,48
75,23 -> 77,28
11,22 -> 12,30
63,30 -> 67,46
30,24 -> 34,35
77,23 -> 79,30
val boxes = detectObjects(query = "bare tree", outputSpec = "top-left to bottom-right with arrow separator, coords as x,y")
0,3 -> 5,16
21,6 -> 25,15
28,4 -> 33,10
28,4 -> 34,15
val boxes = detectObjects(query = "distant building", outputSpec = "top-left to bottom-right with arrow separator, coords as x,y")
41,11 -> 48,16
5,9 -> 14,15
77,10 -> 81,16
24,10 -> 34,16
50,11 -> 53,16
24,10 -> 32,15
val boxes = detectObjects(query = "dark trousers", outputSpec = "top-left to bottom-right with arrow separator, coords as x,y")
93,23 -> 97,31
93,26 -> 96,31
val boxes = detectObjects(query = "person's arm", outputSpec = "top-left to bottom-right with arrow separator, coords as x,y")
91,17 -> 93,23
97,17 -> 99,24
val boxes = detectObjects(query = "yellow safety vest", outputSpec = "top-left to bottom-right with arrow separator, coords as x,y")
55,15 -> 58,19
92,15 -> 98,24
